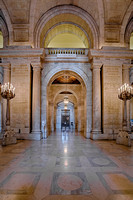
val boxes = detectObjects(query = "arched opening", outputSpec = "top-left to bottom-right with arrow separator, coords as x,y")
0,31 -> 3,48
124,16 -> 133,49
43,23 -> 89,48
56,101 -> 75,131
130,32 -> 133,49
47,33 -> 86,48
0,15 -> 9,47
34,5 -> 99,48
46,70 -> 86,136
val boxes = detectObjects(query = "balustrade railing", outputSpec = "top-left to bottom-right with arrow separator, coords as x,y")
45,48 -> 89,56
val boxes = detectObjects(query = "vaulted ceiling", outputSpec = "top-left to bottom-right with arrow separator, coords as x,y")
2,0 -> 132,26
0,0 -> 133,48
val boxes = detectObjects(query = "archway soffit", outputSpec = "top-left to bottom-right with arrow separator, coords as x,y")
42,22 -> 91,48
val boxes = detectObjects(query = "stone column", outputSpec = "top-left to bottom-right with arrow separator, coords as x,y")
31,63 -> 41,137
50,102 -> 54,132
130,67 -> 133,121
2,63 -> 11,132
91,64 -> 101,137
0,70 -> 2,132
122,64 -> 130,130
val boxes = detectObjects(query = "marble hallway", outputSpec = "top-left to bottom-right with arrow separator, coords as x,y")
0,131 -> 133,200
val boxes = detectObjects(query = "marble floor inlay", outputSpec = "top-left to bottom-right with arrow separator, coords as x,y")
0,171 -> 41,195
87,156 -> 118,167
56,157 -> 81,167
97,172 -> 133,194
50,172 -> 90,195
0,131 -> 133,200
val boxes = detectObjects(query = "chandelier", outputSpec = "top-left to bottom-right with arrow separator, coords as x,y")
1,82 -> 16,146
64,96 -> 69,104
118,83 -> 133,129
64,104 -> 67,110
118,83 -> 133,100
63,74 -> 69,108
64,76 -> 69,105
1,82 -> 15,99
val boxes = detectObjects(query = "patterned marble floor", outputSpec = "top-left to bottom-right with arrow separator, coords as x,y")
0,131 -> 133,200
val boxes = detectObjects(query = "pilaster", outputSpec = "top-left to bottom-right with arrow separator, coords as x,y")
91,64 -> 102,139
122,64 -> 130,130
31,63 -> 41,138
1,63 -> 11,132
130,66 -> 133,121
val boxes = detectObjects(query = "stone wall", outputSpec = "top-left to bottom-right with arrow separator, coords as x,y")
0,47 -> 132,140
102,65 -> 122,134
10,63 -> 31,134
90,47 -> 133,139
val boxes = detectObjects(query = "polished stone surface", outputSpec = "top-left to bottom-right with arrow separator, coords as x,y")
0,131 -> 133,200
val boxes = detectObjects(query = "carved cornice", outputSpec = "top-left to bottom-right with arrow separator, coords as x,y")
89,48 -> 133,59
0,48 -> 44,58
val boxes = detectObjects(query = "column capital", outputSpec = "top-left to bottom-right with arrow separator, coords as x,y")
122,64 -> 130,70
1,63 -> 11,70
31,62 -> 41,71
129,64 -> 133,70
92,64 -> 102,70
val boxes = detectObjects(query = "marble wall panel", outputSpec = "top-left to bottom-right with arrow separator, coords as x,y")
13,28 -> 29,42
10,64 -> 31,134
102,65 -> 122,134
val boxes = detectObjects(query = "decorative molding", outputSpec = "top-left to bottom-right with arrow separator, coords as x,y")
105,26 -> 120,43
0,48 -> 44,58
13,28 -> 29,42
90,49 -> 133,59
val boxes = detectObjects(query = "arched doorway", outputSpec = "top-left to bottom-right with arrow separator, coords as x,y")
46,70 -> 86,135
56,101 -> 75,132
41,67 -> 92,138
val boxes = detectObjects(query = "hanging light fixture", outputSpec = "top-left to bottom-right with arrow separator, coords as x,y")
64,75 -> 69,104
64,104 -> 67,110
64,96 -> 69,104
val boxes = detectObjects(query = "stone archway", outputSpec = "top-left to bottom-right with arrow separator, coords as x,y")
0,16 -> 9,47
41,64 -> 92,138
46,70 -> 86,135
34,5 -> 99,48
124,18 -> 133,48
120,1 -> 133,47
